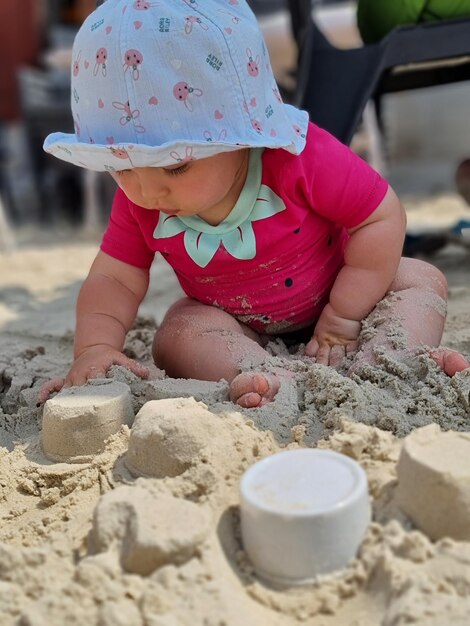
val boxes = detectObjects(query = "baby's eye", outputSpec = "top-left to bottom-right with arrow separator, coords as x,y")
165,163 -> 190,176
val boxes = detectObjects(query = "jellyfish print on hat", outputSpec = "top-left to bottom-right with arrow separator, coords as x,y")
73,50 -> 82,77
293,124 -> 306,139
184,15 -> 209,34
112,101 -> 146,133
173,82 -> 203,111
170,147 -> 194,163
133,0 -> 159,8
123,49 -> 143,80
94,48 -> 108,77
203,129 -> 227,142
246,48 -> 260,77
109,146 -> 131,160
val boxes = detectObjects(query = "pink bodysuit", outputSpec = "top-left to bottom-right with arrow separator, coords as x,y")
101,123 -> 388,333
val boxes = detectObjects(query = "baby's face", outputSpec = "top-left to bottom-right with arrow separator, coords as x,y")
112,149 -> 249,225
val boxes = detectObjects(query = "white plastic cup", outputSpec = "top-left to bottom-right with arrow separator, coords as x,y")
240,449 -> 370,586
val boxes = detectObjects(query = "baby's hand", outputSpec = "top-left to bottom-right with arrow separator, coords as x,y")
305,303 -> 361,366
37,344 -> 149,403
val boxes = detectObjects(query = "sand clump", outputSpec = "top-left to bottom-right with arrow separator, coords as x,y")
125,397 -> 239,478
397,423 -> 470,540
42,379 -> 134,462
89,485 -> 212,576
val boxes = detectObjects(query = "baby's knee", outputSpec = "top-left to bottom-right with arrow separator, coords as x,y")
152,297 -> 242,370
415,260 -> 448,299
152,298 -> 195,367
398,258 -> 447,299
152,327 -> 170,371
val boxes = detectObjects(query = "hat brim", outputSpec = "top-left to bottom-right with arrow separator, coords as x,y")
44,106 -> 309,171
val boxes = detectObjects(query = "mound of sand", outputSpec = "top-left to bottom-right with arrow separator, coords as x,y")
0,214 -> 469,625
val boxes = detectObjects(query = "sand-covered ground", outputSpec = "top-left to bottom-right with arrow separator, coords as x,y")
0,192 -> 469,625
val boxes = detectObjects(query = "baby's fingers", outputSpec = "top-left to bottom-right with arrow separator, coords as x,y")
38,378 -> 65,404
329,344 -> 346,367
305,337 -> 319,358
305,337 -> 333,365
113,354 -> 149,379
305,338 -> 357,367
314,344 -> 332,366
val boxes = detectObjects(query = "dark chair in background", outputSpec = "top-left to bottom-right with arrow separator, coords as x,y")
292,11 -> 470,253
4,1 -> 114,229
0,125 -> 15,220
295,14 -> 470,146
0,124 -> 17,249
17,66 -> 84,224
17,64 -> 115,228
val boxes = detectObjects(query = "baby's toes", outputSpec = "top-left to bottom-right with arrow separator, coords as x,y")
430,349 -> 470,376
229,372 -> 280,408
236,391 -> 264,409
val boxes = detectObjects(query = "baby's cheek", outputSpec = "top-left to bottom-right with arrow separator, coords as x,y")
119,184 -> 141,203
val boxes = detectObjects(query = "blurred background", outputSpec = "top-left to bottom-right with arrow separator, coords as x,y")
0,0 -> 469,251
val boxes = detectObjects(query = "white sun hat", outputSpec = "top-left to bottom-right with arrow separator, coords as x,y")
43,0 -> 309,172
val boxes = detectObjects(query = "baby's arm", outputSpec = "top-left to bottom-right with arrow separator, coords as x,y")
306,186 -> 406,364
39,251 -> 150,401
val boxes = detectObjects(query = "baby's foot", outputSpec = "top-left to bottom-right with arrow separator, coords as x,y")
430,349 -> 470,376
229,372 -> 281,408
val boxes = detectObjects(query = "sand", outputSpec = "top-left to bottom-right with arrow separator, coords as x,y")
0,194 -> 469,625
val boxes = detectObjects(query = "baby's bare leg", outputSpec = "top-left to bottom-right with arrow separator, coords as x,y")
354,257 -> 469,375
153,298 -> 280,407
